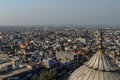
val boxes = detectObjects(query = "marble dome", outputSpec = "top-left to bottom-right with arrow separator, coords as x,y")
68,50 -> 120,80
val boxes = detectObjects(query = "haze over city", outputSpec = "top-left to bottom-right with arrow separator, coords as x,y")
0,0 -> 120,25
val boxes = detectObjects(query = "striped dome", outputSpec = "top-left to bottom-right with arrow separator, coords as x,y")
68,50 -> 120,80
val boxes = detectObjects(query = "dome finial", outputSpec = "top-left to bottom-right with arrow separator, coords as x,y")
98,29 -> 104,54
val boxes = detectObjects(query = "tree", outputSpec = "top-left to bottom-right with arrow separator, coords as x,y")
37,70 -> 57,80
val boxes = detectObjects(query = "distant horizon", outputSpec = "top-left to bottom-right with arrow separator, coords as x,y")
0,23 -> 120,26
0,24 -> 120,27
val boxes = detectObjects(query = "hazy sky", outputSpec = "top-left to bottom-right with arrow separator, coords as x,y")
0,0 -> 120,25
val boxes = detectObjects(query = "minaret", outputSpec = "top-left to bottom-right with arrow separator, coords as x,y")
68,29 -> 120,80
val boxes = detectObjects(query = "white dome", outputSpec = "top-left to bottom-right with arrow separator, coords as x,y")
68,50 -> 120,80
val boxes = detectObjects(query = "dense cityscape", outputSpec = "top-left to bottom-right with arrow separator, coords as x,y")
0,26 -> 119,80
0,0 -> 120,80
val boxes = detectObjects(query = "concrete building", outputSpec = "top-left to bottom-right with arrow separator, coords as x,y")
56,51 -> 77,63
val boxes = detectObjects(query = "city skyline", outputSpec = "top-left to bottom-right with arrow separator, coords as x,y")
0,0 -> 120,25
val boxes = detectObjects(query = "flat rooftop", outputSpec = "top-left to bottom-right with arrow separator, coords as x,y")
0,67 -> 32,79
